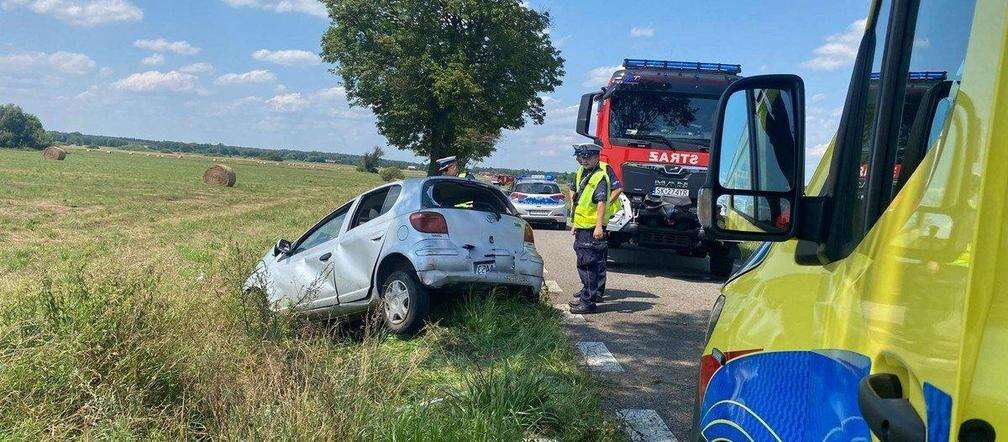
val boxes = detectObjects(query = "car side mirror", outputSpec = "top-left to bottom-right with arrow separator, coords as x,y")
699,74 -> 805,242
274,239 -> 293,257
576,92 -> 600,142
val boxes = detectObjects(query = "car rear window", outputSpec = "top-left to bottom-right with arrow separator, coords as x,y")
514,182 -> 561,194
423,180 -> 514,214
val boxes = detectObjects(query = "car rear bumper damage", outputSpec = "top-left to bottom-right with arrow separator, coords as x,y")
411,242 -> 544,290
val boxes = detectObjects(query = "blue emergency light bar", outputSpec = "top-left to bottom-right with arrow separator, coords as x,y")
868,71 -> 947,80
623,58 -> 742,75
518,174 -> 556,181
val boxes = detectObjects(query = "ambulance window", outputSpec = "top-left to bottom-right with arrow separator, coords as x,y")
886,0 -> 977,200
834,0 -> 891,254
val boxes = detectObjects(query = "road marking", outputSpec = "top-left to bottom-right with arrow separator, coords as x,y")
554,304 -> 584,322
545,279 -> 563,294
576,341 -> 623,373
618,409 -> 678,442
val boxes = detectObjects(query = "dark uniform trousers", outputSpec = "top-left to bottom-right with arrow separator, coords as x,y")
573,228 -> 607,303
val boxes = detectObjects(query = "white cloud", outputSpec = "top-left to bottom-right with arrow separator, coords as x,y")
1,0 -> 142,26
811,93 -> 826,103
315,85 -> 346,100
113,70 -> 197,92
583,65 -> 621,88
141,53 -> 164,66
252,49 -> 321,66
215,69 -> 276,85
547,104 -> 579,124
267,92 -> 308,112
133,38 -> 200,55
802,19 -> 866,71
630,26 -> 655,38
0,50 -> 96,75
222,0 -> 326,18
179,62 -> 214,74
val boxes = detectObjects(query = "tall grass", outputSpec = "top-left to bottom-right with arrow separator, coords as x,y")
1,246 -> 618,440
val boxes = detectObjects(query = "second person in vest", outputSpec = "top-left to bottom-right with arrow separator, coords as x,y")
568,142 -> 622,313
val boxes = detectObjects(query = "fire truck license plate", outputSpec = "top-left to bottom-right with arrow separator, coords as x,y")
652,187 -> 689,197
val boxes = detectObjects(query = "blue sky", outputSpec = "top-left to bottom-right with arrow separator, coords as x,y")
0,0 -> 868,170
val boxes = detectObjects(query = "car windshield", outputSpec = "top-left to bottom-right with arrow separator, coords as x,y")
424,180 -> 514,214
513,182 -> 561,194
608,91 -> 718,148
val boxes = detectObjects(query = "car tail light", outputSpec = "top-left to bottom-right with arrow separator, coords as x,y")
523,224 -> 535,244
410,212 -> 448,234
549,193 -> 565,202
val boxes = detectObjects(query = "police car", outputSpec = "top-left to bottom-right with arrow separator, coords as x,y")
509,175 -> 567,229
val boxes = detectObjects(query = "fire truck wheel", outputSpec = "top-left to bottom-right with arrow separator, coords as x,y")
708,244 -> 737,278
709,254 -> 733,277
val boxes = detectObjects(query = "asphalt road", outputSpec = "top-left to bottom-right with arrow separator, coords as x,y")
532,226 -> 724,441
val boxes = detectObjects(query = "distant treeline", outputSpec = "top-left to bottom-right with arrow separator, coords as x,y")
47,131 -> 421,169
46,130 -> 570,181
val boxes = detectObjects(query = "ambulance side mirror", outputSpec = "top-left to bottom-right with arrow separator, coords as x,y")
576,92 -> 600,142
699,74 -> 805,242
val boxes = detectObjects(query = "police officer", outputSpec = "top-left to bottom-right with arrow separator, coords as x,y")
568,142 -> 622,314
435,156 -> 471,179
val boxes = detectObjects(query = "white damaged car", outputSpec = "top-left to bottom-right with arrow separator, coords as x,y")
244,177 -> 544,334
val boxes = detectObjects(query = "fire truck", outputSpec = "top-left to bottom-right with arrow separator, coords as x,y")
576,59 -> 742,276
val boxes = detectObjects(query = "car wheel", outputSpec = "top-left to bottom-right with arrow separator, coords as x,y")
381,269 -> 430,335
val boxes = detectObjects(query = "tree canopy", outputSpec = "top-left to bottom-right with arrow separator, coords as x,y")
321,0 -> 565,174
0,104 -> 50,150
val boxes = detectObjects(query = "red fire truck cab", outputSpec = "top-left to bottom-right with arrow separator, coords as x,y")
576,59 -> 742,276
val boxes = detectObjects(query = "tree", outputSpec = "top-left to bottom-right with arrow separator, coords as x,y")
321,0 -> 564,175
261,151 -> 284,161
0,104 -> 50,150
357,146 -> 384,173
379,166 -> 405,182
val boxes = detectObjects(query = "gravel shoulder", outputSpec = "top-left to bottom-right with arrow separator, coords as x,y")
533,227 -> 724,440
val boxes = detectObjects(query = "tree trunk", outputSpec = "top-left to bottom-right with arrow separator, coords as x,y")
426,156 -> 438,176
426,107 -> 455,176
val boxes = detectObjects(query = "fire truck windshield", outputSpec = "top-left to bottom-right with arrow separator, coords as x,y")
608,91 -> 718,149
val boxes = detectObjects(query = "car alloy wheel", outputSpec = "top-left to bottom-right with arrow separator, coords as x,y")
384,279 -> 411,325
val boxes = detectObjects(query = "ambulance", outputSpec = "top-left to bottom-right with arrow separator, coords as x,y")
693,0 -> 1004,440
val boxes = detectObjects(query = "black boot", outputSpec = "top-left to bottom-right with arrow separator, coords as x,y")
569,300 -> 597,314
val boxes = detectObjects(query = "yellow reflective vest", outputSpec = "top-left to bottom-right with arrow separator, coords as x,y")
571,162 -> 618,229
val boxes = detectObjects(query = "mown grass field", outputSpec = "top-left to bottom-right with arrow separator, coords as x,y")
0,147 -> 619,440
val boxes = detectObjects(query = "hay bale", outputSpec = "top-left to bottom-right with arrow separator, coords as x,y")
42,146 -> 67,160
203,164 -> 236,187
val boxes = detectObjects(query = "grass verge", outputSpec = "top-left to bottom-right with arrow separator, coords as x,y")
0,148 -> 619,440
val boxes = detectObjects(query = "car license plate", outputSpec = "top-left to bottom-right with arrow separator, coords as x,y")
474,261 -> 494,275
652,187 -> 689,197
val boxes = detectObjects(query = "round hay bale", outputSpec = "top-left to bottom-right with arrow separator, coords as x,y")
203,164 -> 236,187
42,146 -> 67,161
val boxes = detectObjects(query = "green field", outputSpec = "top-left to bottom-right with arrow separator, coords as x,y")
0,148 -> 618,440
